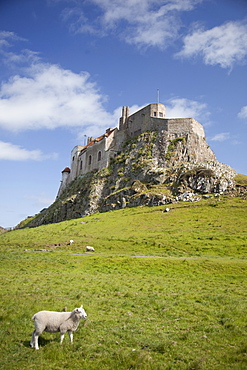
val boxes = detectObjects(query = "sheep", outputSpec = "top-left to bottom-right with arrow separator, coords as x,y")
86,246 -> 95,252
30,305 -> 87,350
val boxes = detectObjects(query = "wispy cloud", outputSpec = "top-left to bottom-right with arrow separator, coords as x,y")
0,31 -> 40,66
210,132 -> 230,142
53,1 -> 247,70
165,97 -> 209,121
0,141 -> 57,161
238,105 -> 247,120
176,20 -> 247,69
0,31 -> 26,45
60,0 -> 203,49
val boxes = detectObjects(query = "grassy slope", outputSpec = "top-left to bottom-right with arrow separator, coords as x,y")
0,197 -> 246,369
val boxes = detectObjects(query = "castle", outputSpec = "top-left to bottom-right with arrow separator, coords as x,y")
57,102 -> 215,198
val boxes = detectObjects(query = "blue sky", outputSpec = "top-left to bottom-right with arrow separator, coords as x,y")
0,0 -> 246,228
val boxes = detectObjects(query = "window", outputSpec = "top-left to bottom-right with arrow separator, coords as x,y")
159,112 -> 163,117
153,111 -> 157,117
88,155 -> 92,165
98,151 -> 102,161
80,161 -> 83,170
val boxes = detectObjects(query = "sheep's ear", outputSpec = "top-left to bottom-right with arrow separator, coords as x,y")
80,305 -> 83,309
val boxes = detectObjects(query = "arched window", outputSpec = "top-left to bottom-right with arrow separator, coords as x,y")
98,151 -> 102,161
88,155 -> 92,165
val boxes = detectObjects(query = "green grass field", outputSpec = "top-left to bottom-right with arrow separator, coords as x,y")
0,197 -> 246,369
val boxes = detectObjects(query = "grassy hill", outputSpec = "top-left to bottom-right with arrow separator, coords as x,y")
0,196 -> 246,369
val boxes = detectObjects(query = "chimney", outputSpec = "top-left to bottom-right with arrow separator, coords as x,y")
119,106 -> 130,130
87,136 -> 95,144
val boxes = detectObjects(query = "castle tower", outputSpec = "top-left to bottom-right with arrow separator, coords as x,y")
70,145 -> 85,181
119,106 -> 130,131
56,167 -> 71,198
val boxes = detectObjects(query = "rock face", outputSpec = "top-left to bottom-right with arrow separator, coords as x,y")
23,130 -> 238,228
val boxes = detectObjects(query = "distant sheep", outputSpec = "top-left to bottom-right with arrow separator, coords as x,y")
30,305 -> 87,350
86,246 -> 95,252
69,240 -> 74,245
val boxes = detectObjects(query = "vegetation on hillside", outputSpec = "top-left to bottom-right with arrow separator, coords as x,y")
234,173 -> 247,185
17,129 -> 242,229
0,197 -> 246,369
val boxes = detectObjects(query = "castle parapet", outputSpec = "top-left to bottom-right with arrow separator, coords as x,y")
166,118 -> 205,138
119,103 -> 166,138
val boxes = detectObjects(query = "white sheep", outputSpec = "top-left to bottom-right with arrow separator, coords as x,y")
30,305 -> 87,350
86,246 -> 95,252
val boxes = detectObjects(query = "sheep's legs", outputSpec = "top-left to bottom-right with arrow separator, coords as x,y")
60,331 -> 73,344
30,330 -> 39,350
60,333 -> 65,344
68,330 -> 73,344
34,335 -> 39,350
30,330 -> 35,348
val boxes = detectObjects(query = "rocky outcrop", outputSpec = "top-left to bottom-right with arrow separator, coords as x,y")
22,130 -> 239,228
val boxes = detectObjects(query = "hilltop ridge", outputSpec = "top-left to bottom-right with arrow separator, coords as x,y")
20,128 -> 241,228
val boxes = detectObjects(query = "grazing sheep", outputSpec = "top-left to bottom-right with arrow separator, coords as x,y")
69,240 -> 74,245
86,246 -> 95,252
30,305 -> 87,350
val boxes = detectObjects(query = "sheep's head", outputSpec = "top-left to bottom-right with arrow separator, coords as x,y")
74,305 -> 87,319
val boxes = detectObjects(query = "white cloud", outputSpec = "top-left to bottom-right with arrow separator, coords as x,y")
0,30 -> 115,135
0,31 -> 26,46
0,141 -> 57,161
61,0 -> 202,48
210,132 -> 230,142
0,62 -> 115,132
238,105 -> 247,120
0,31 -> 140,138
0,31 -> 39,66
176,20 -> 247,68
165,98 -> 208,121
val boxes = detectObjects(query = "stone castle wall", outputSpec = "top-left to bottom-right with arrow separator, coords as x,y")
120,103 -> 167,138
57,103 -> 214,198
78,131 -> 116,176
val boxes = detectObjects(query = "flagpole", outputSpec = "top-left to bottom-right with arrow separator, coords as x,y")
157,89 -> 160,104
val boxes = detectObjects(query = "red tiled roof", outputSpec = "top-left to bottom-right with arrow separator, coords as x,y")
81,128 -> 116,152
62,167 -> 71,173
